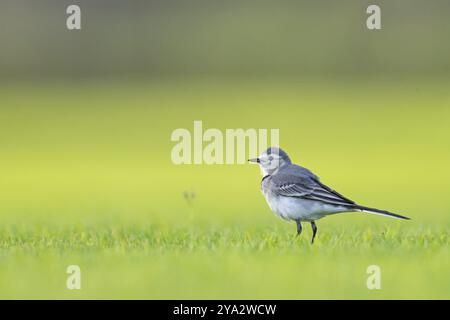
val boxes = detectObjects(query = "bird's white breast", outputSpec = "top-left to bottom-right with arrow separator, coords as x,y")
262,189 -> 347,222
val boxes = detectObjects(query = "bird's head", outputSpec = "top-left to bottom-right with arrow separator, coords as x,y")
248,147 -> 291,176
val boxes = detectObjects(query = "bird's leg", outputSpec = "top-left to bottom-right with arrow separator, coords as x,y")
311,221 -> 317,244
295,220 -> 302,237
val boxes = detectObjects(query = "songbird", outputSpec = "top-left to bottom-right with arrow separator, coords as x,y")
248,147 -> 409,243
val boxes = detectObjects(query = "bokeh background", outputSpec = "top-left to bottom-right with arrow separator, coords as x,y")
0,0 -> 449,299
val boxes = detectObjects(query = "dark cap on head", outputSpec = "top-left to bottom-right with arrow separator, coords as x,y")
264,147 -> 292,163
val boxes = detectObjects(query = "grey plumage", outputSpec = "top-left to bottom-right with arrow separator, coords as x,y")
249,147 -> 410,244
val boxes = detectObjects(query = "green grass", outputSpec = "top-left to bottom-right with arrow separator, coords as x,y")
0,223 -> 448,299
0,78 -> 449,299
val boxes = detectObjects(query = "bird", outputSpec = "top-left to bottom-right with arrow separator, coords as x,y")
248,147 -> 409,244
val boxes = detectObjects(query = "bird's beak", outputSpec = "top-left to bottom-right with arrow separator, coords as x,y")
248,158 -> 260,163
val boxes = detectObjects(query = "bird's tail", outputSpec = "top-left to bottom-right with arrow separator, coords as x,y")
353,205 -> 410,220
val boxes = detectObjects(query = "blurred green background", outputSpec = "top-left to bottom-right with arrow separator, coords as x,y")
0,0 -> 449,299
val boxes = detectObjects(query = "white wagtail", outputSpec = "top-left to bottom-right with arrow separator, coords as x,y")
249,147 -> 409,244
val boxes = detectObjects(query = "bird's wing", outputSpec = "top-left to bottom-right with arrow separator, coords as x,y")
269,172 -> 356,206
